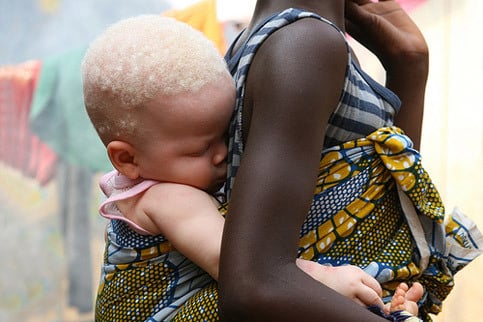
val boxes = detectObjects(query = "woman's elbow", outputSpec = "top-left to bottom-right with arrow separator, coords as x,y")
218,276 -> 270,321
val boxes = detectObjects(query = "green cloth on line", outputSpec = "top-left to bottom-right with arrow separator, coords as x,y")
30,47 -> 111,173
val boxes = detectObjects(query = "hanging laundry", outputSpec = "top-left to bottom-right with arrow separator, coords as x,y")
29,48 -> 112,173
164,0 -> 226,53
0,60 -> 57,185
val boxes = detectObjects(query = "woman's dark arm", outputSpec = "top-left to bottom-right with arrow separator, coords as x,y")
218,18 -> 386,322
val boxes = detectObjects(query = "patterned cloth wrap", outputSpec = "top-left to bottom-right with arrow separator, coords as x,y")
368,305 -> 425,322
297,126 -> 482,321
95,126 -> 482,321
95,204 -> 227,321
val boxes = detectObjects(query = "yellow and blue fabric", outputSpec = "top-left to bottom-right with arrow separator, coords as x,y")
95,202 -> 228,321
95,127 -> 481,321
369,306 -> 424,322
94,170 -> 227,321
96,127 -> 483,321
297,126 -> 482,321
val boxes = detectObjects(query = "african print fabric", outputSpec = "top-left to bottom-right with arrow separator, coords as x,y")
298,126 -> 483,321
95,127 -> 481,321
95,203 -> 228,322
369,306 -> 424,322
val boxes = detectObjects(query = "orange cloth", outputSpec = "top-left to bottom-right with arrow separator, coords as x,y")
163,0 -> 226,54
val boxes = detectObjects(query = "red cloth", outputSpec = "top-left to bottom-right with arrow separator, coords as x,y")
0,60 -> 57,185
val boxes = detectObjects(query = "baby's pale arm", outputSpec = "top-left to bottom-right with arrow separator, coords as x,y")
141,183 -> 224,280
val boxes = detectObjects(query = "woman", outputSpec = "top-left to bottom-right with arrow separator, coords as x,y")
218,1 -> 477,321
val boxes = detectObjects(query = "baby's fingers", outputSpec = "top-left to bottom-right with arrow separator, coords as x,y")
361,273 -> 383,298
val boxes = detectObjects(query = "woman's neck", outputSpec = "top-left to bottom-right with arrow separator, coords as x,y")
247,0 -> 345,34
230,0 -> 345,54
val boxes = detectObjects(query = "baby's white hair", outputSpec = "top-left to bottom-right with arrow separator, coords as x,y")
81,15 -> 231,143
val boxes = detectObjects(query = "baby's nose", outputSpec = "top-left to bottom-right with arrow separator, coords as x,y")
213,142 -> 228,165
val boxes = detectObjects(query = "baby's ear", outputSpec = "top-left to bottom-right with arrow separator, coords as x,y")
106,141 -> 140,179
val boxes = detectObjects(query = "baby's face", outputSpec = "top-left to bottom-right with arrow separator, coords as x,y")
135,80 -> 235,193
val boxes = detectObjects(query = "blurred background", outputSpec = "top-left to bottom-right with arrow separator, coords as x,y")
0,0 -> 481,321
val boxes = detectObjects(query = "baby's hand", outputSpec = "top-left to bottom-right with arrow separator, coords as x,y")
344,0 -> 428,69
296,259 -> 384,308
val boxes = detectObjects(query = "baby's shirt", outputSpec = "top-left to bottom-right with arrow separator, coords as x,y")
99,170 -> 158,235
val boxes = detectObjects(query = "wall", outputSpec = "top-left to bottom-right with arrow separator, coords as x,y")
419,1 -> 483,321
351,2 -> 483,319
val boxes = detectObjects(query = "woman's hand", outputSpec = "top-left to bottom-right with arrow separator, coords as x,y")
296,259 -> 385,308
345,0 -> 429,149
345,0 -> 428,69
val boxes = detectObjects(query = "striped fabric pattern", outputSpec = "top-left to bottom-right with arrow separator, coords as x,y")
224,8 -> 401,197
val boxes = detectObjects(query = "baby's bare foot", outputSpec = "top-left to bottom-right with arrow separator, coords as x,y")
385,282 -> 423,316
